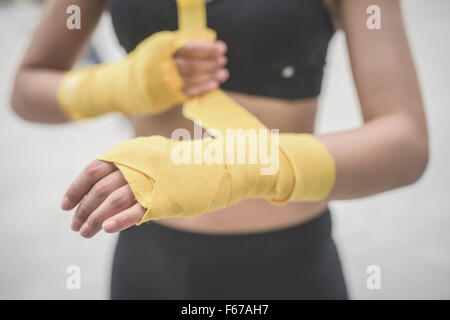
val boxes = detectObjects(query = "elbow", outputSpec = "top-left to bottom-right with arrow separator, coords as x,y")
10,74 -> 33,122
10,88 -> 28,121
402,128 -> 429,186
10,68 -> 69,124
406,143 -> 429,185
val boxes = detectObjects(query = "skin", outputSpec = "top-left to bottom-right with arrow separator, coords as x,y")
11,0 -> 429,238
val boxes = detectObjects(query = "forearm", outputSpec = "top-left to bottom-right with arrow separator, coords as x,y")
11,67 -> 69,124
319,113 -> 429,200
10,0 -> 106,123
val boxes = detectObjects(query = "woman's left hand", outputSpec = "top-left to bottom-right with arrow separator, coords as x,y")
61,160 -> 146,238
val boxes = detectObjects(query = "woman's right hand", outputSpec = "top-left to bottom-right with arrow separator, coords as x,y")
175,40 -> 229,97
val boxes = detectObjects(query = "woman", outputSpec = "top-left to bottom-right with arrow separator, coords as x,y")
11,0 -> 428,299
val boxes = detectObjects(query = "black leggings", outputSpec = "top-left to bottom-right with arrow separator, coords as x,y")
110,209 -> 348,300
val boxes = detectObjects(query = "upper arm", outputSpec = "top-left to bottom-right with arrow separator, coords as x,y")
339,0 -> 426,128
20,0 -> 105,71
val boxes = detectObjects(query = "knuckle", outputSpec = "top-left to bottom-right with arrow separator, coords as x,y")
113,170 -> 127,185
94,181 -> 110,198
87,216 -> 100,230
86,161 -> 103,177
109,192 -> 125,208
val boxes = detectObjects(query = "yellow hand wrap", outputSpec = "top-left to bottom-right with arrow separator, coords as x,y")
95,0 -> 336,224
98,90 -> 335,224
58,25 -> 216,119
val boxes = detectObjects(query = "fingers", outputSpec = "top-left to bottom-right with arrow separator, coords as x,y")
62,160 -> 117,210
102,202 -> 146,234
175,40 -> 229,97
175,55 -> 227,75
181,68 -> 229,96
71,170 -> 128,231
176,40 -> 227,60
79,185 -> 137,238
182,68 -> 228,87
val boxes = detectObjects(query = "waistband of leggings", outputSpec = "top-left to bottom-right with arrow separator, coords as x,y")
127,208 -> 332,257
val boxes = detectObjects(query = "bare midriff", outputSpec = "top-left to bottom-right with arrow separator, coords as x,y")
131,91 -> 329,234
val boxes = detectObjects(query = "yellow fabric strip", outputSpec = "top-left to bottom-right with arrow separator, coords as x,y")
183,90 -> 268,132
178,0 -> 207,31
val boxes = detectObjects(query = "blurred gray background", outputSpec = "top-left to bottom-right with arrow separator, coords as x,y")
0,0 -> 449,299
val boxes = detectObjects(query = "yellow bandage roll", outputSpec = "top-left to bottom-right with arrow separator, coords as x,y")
95,0 -> 336,224
58,28 -> 216,120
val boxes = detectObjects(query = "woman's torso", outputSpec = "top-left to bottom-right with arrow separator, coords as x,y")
108,0 -> 336,234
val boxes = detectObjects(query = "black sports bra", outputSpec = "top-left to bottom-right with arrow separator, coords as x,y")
108,0 -> 335,100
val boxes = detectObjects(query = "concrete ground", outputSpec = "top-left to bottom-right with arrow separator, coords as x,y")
0,0 -> 449,299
